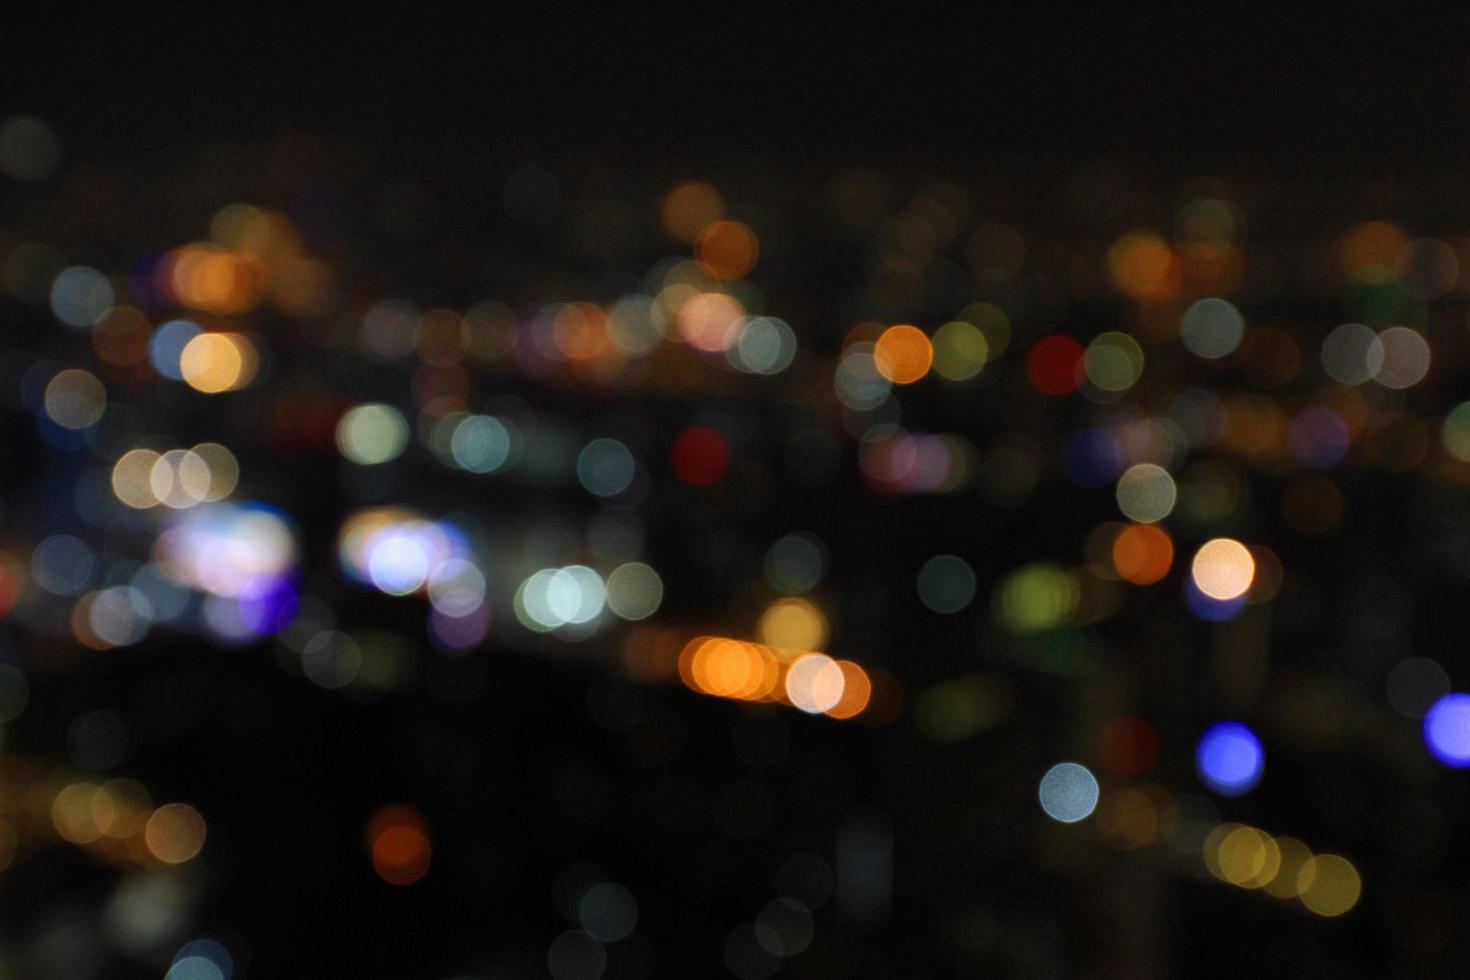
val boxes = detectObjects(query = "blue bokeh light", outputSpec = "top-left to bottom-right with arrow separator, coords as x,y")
1196,721 -> 1264,796
1062,428 -> 1124,488
1183,576 -> 1248,622
1423,693 -> 1470,767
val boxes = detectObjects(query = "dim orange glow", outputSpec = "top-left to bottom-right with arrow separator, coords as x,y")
1339,221 -> 1408,282
168,244 -> 261,314
695,220 -> 759,279
367,804 -> 431,886
144,802 -> 206,864
873,325 -> 933,384
552,302 -> 612,361
661,181 -> 725,243
1112,524 -> 1174,585
1107,231 -> 1179,302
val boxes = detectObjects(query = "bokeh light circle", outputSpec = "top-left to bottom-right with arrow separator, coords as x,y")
1038,762 -> 1100,823
1196,721 -> 1264,796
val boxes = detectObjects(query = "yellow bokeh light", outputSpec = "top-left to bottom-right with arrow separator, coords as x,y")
1263,836 -> 1313,899
52,782 -> 106,844
931,321 -> 989,381
1191,538 -> 1255,600
1298,853 -> 1362,917
1215,825 -> 1266,884
112,449 -> 163,509
179,332 -> 253,393
190,442 -> 240,501
757,597 -> 829,654
150,448 -> 212,509
144,802 -> 206,864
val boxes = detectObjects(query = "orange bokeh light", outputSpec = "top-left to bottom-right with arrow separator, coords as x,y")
661,181 -> 725,243
1112,524 -> 1174,585
1107,231 -> 1179,302
825,661 -> 873,719
367,804 -> 431,886
695,220 -> 759,279
873,325 -> 933,384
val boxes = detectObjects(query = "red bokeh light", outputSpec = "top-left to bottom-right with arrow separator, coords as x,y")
670,426 -> 730,486
1026,334 -> 1084,395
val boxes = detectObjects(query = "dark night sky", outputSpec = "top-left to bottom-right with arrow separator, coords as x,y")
10,10 -> 1470,169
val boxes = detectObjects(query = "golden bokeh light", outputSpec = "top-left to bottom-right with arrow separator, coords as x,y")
873,325 -> 933,384
1191,538 -> 1255,600
112,449 -> 164,509
52,782 -> 107,844
1263,836 -> 1313,899
150,448 -> 212,509
179,332 -> 256,393
757,597 -> 829,654
144,802 -> 206,864
1298,853 -> 1362,917
190,442 -> 240,501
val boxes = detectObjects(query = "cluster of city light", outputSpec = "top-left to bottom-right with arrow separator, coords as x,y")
0,765 -> 210,872
1203,822 -> 1362,917
677,637 -> 873,720
332,187 -> 792,387
833,315 -> 1005,447
47,262 -> 265,393
154,502 -> 297,597
145,502 -> 300,644
515,562 -> 665,635
337,507 -> 473,598
858,429 -> 975,494
111,444 -> 239,510
17,143 -> 1470,966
